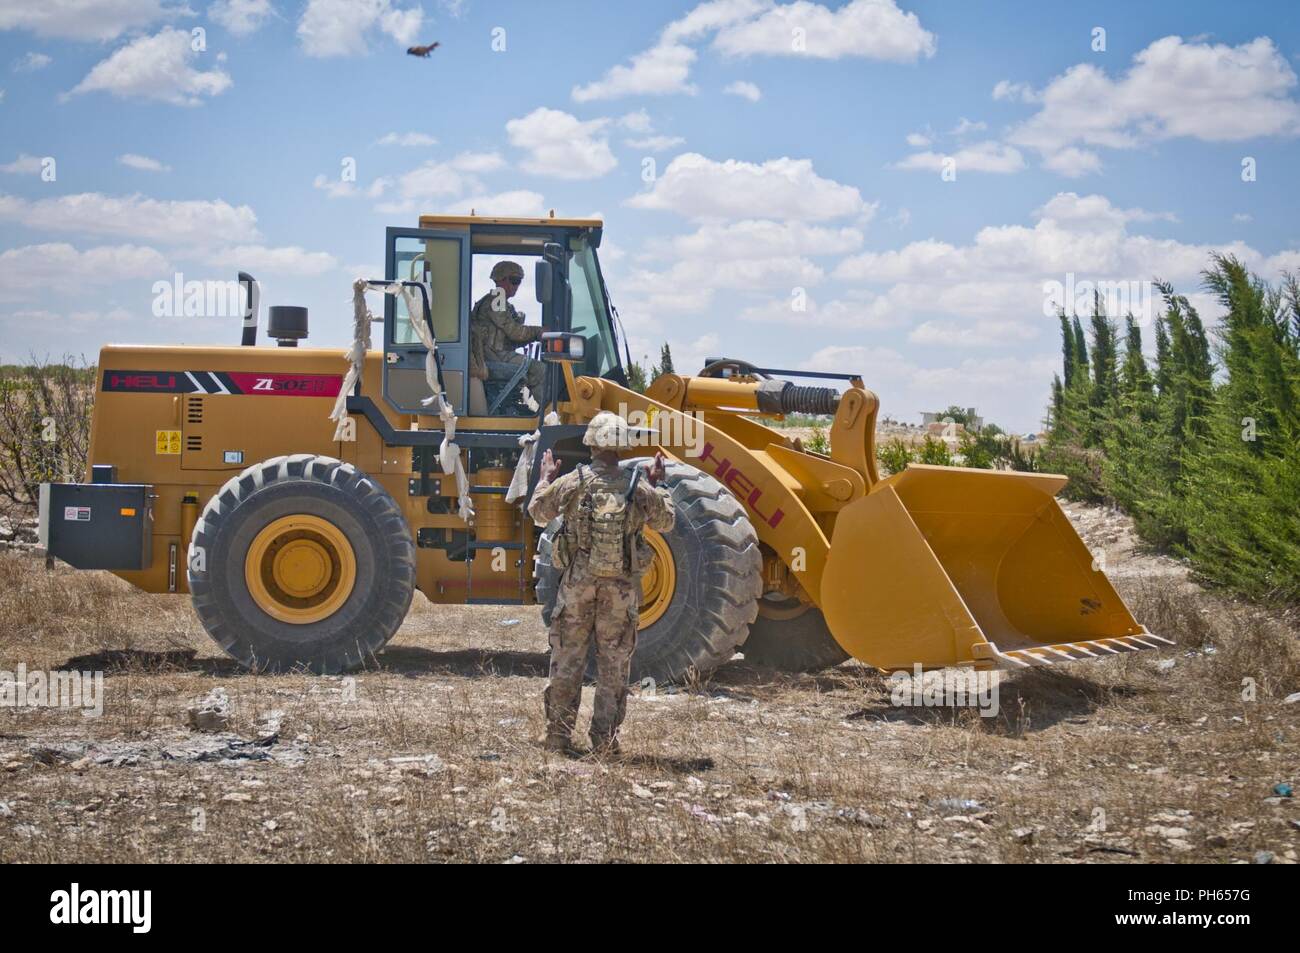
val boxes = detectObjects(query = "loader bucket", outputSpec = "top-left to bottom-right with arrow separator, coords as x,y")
820,465 -> 1170,671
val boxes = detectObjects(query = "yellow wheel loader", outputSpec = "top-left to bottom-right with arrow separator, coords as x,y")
38,215 -> 1170,680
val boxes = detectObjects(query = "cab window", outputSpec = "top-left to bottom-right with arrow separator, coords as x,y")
568,241 -> 619,378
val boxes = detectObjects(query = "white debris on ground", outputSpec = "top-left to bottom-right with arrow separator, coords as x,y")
184,687 -> 232,733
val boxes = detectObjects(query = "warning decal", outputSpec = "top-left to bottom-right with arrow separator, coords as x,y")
155,430 -> 182,454
63,506 -> 91,522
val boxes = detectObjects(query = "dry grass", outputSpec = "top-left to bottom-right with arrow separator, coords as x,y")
0,513 -> 1297,863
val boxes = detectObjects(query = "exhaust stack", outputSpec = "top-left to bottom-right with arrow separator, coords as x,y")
239,272 -> 259,346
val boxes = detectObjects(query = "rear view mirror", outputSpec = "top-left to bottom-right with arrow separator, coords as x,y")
535,260 -> 552,303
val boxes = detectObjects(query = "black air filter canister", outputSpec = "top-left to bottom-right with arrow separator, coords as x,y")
267,306 -> 308,347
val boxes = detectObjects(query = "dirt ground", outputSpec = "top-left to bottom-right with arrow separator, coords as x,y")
0,503 -> 1296,864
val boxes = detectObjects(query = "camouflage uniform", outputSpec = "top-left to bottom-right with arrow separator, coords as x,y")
528,453 -> 675,752
469,289 -> 544,390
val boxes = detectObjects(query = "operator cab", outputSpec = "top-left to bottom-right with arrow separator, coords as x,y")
384,215 -> 626,422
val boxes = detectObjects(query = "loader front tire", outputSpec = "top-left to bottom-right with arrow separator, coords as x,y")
188,454 -> 415,673
740,603 -> 850,672
535,459 -> 762,684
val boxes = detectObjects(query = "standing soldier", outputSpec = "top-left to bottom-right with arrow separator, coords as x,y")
528,412 -> 676,757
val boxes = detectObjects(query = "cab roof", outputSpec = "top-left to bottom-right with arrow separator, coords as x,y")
417,214 -> 603,229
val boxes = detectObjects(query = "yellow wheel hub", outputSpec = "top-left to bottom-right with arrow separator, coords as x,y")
245,515 -> 356,624
638,530 -> 676,628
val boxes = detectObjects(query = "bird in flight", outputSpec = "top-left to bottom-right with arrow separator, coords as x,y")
407,42 -> 440,57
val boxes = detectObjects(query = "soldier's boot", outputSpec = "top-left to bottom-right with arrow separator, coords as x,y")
586,732 -> 621,759
543,685 -> 577,754
544,731 -> 574,753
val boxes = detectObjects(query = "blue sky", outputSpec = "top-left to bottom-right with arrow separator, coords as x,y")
2,0 -> 1298,432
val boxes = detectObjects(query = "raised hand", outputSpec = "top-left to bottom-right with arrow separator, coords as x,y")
540,449 -> 561,483
648,450 -> 667,486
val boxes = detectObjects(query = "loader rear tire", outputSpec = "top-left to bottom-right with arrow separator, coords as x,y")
740,603 -> 850,672
534,459 -> 762,685
188,454 -> 415,674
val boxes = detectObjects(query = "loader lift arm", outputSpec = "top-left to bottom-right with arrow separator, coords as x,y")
559,364 -> 1169,672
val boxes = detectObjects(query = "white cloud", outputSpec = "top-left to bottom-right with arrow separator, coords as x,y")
574,1 -> 934,102
312,174 -> 390,199
0,0 -> 182,42
712,0 -> 936,62
0,191 -> 259,246
506,107 -> 617,179
370,151 -> 507,213
1007,36 -> 1300,167
396,151 -> 504,198
572,42 -> 697,102
909,318 -> 1039,347
829,192 -> 1266,338
448,152 -> 506,174
627,255 -> 824,300
1265,249 -> 1300,273
724,79 -> 761,101
661,0 -> 771,45
1042,147 -> 1101,178
627,152 -> 867,221
671,332 -> 723,376
440,190 -> 548,218
668,219 -> 863,259
297,0 -> 423,58
905,132 -> 931,148
0,153 -> 45,174
1233,212 -> 1253,223
950,117 -> 986,136
210,0 -> 274,36
618,109 -> 653,133
991,79 -> 1038,103
798,344 -> 1060,431
118,153 -> 171,173
738,290 -> 906,330
0,243 -> 169,299
68,28 -> 231,107
894,141 -> 1025,174
626,135 -> 686,152
12,52 -> 51,72
375,131 -> 439,147
204,244 -> 339,277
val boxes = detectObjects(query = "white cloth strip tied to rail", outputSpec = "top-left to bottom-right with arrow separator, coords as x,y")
505,410 -> 560,504
331,279 -> 475,524
519,384 -> 539,414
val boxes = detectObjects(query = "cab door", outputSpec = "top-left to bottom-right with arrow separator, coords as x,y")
384,227 -> 470,414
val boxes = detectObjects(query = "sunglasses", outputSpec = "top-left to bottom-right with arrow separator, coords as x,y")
502,276 -> 522,285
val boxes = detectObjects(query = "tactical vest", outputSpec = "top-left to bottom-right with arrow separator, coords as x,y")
554,465 -> 650,578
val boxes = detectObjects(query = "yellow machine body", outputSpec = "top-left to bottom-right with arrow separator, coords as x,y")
64,213 -> 1166,675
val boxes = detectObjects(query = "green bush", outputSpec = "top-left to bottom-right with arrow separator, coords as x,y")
877,438 -> 913,476
1041,256 -> 1300,604
805,425 -> 830,454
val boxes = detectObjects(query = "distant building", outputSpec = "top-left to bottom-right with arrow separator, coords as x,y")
920,407 -> 983,431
